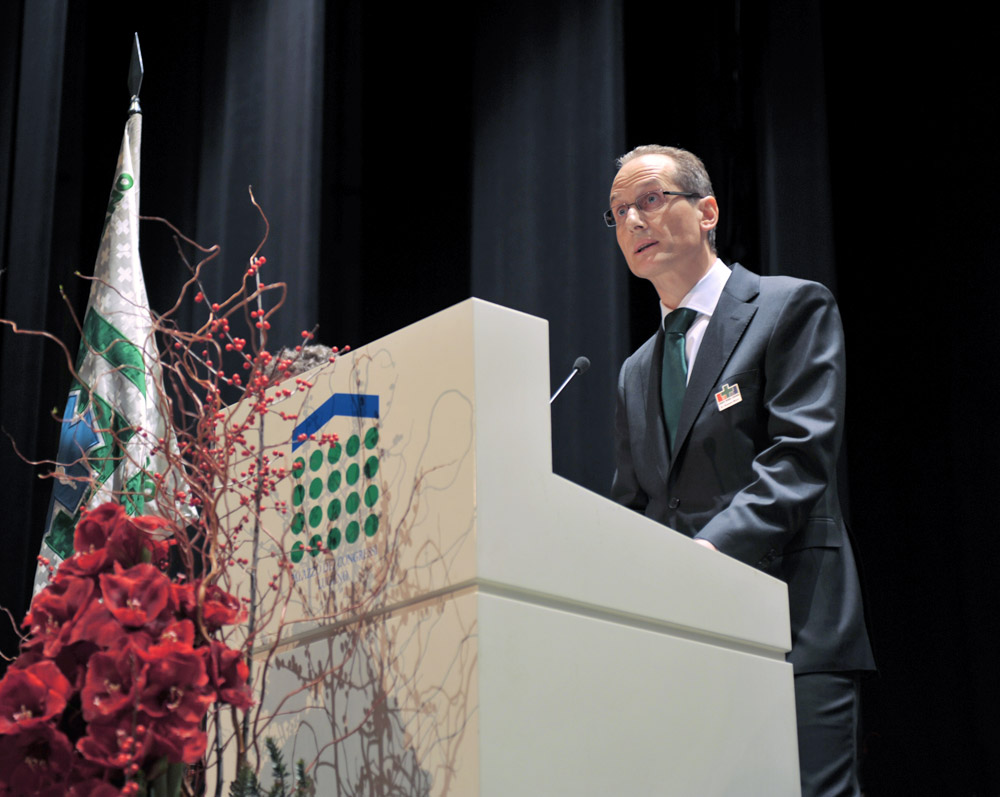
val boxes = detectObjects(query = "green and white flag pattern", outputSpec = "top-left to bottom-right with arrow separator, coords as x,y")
35,113 -> 179,592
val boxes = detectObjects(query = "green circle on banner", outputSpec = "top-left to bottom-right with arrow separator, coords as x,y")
346,492 -> 360,514
365,427 -> 379,449
345,521 -> 360,544
346,463 -> 360,485
309,478 -> 323,499
327,470 -> 341,492
364,484 -> 379,507
291,513 -> 305,535
116,173 -> 134,191
309,534 -> 322,557
292,457 -> 305,478
364,456 -> 379,478
328,527 -> 341,550
309,450 -> 323,471
309,506 -> 323,528
327,498 -> 341,520
328,442 -> 341,464
346,435 -> 360,456
292,484 -> 305,507
364,514 -> 379,537
290,541 -> 304,563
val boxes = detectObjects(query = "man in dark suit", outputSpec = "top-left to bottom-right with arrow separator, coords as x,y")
609,145 -> 874,796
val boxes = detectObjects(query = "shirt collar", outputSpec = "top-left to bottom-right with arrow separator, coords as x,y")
660,258 -> 732,325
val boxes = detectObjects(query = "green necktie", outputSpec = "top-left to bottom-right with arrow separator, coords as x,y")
661,307 -> 699,453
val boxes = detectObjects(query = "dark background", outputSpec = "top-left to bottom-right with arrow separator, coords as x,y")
2,1 -> 998,793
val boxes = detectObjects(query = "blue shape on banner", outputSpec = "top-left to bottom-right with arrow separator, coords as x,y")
52,391 -> 102,510
292,393 -> 379,451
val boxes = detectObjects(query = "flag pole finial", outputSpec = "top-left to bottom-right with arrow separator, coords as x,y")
128,33 -> 143,115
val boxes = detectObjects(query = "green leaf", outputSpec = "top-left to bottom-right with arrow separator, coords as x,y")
266,738 -> 289,796
229,764 -> 260,797
166,761 -> 186,797
146,756 -> 170,785
295,759 -> 313,796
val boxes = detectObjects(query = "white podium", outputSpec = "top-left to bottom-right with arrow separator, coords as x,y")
224,299 -> 800,796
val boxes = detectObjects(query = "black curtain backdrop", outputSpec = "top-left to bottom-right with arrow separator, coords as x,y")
1,1 -> 997,793
470,0 -> 627,497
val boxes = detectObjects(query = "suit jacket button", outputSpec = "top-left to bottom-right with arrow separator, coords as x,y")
668,497 -> 680,509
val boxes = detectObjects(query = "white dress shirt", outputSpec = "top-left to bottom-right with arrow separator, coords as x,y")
659,258 -> 732,385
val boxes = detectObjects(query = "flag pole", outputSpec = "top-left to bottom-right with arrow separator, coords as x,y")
33,33 -> 166,593
129,33 -> 143,116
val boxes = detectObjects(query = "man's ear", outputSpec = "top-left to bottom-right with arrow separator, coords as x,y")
698,195 -> 719,233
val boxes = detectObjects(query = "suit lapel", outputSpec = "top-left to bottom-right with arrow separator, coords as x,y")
670,265 -> 759,472
644,326 -> 671,481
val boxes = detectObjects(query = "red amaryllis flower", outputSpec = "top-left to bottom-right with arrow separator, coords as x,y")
80,647 -> 144,723
99,563 -> 171,628
151,618 -> 196,652
8,644 -> 45,671
136,646 -> 212,724
0,722 -> 74,795
0,660 -> 73,735
170,581 -> 196,616
199,584 -> 246,630
68,599 -> 126,650
58,747 -> 106,789
57,553 -> 107,581
67,780 -> 124,797
21,574 -> 95,659
16,638 -> 101,693
204,640 -> 253,710
107,510 -> 173,569
172,580 -> 245,631
72,502 -> 122,563
146,715 -> 208,765
76,712 -> 151,770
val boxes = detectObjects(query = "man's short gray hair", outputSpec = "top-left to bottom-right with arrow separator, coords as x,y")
616,145 -> 717,252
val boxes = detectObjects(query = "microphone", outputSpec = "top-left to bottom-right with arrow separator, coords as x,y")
550,356 -> 591,404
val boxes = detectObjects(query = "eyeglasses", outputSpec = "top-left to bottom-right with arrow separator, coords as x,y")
604,189 -> 702,227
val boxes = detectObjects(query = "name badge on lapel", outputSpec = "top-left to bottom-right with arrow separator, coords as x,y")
715,383 -> 742,411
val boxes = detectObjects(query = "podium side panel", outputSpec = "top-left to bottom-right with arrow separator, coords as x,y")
223,300 -> 482,652
252,587 -> 481,796
477,591 -> 800,797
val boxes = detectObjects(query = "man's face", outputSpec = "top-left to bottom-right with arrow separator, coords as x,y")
608,154 -> 716,285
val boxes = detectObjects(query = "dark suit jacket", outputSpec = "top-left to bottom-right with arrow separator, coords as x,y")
612,264 -> 875,674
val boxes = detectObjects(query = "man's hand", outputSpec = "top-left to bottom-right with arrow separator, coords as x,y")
694,538 -> 718,552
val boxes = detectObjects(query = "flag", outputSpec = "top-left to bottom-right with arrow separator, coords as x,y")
35,112 -> 178,591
